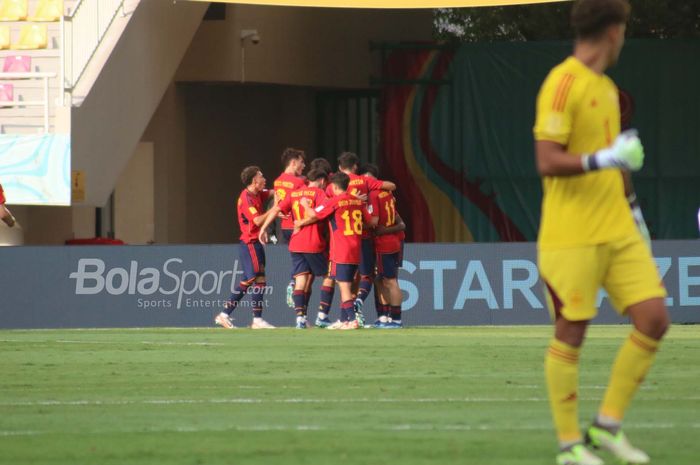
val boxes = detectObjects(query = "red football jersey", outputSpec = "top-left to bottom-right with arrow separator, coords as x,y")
237,188 -> 272,243
274,172 -> 306,230
371,190 -> 403,253
0,184 -> 5,205
314,192 -> 373,264
279,186 -> 327,253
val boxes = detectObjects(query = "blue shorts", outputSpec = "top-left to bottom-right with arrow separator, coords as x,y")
359,238 -> 376,276
330,262 -> 358,283
239,241 -> 265,281
376,252 -> 401,279
291,252 -> 328,277
282,229 -> 293,244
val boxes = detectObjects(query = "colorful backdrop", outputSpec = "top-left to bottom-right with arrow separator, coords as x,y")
380,39 -> 700,242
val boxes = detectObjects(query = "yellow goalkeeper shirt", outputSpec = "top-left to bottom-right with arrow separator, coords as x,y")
533,56 -> 637,249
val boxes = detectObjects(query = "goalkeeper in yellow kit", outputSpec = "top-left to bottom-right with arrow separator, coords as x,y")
533,1 -> 670,464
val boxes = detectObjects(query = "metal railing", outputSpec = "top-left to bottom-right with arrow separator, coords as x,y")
63,0 -> 125,91
0,72 -> 57,133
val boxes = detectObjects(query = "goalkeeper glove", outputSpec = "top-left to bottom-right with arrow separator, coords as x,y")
628,193 -> 651,248
582,129 -> 645,172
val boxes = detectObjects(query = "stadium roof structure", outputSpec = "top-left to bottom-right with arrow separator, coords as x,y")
187,0 -> 570,8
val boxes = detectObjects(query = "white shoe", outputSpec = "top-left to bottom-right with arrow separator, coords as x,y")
251,318 -> 276,329
326,320 -> 345,330
214,312 -> 236,329
556,444 -> 604,465
586,426 -> 650,464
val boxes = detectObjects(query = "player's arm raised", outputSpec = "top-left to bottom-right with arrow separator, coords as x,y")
368,177 -> 396,192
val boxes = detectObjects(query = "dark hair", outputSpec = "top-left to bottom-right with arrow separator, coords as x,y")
306,169 -> 328,183
309,157 -> 332,173
359,163 -> 379,178
571,0 -> 630,39
330,172 -> 350,191
281,148 -> 306,167
241,165 -> 261,186
337,152 -> 359,171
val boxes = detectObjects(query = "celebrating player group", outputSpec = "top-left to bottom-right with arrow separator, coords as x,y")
214,149 -> 405,331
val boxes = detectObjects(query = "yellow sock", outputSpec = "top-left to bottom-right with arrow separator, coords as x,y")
545,339 -> 582,445
599,329 -> 660,421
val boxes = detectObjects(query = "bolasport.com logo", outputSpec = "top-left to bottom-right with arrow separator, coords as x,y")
68,258 -> 273,310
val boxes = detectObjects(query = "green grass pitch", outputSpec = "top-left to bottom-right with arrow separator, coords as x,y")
1,326 -> 698,464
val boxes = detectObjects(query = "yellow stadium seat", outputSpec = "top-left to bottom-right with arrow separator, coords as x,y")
0,0 -> 28,21
13,23 -> 48,50
29,0 -> 63,22
0,25 -> 9,49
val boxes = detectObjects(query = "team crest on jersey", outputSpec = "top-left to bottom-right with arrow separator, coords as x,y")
249,207 -> 258,215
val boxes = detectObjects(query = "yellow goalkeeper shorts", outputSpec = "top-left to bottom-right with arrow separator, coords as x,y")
538,235 -> 667,321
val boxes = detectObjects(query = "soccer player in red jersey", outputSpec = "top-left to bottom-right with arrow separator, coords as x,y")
305,158 -> 338,327
365,165 -> 406,328
273,148 -> 307,307
273,148 -> 307,242
215,166 -> 276,329
325,153 -> 396,324
295,172 -> 377,330
259,168 -> 329,329
0,183 -> 17,228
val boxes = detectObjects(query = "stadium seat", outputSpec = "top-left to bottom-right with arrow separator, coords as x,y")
0,25 -> 9,49
0,83 -> 13,102
29,0 -> 62,22
0,0 -> 28,21
3,55 -> 31,72
13,23 -> 47,49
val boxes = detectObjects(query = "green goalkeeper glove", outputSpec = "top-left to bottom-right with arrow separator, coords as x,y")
582,129 -> 645,172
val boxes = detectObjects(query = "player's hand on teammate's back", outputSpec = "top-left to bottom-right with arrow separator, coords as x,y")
583,129 -> 645,172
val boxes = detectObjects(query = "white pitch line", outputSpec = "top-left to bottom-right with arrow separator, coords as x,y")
2,396 -> 699,407
2,422 -> 699,436
0,339 -> 224,347
0,430 -> 39,436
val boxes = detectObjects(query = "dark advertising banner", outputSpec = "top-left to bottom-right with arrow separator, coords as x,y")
0,241 -> 698,328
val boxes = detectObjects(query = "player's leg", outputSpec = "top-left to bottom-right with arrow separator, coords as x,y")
354,238 -> 376,316
540,245 -> 604,464
382,252 -> 403,328
290,253 -> 311,328
375,252 -> 402,328
328,264 -> 359,330
373,277 -> 390,327
316,260 -> 336,327
283,229 -> 295,308
371,252 -> 390,327
216,242 -> 257,328
249,242 -> 274,329
587,237 -> 669,463
293,273 -> 310,328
